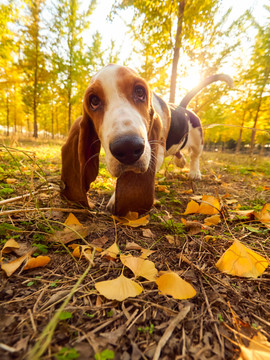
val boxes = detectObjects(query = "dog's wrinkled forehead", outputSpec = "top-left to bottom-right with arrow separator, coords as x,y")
90,64 -> 138,85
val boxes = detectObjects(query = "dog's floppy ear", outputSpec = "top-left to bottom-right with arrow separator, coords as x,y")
114,103 -> 163,216
61,108 -> 101,207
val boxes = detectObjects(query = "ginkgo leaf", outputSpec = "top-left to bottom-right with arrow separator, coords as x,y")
1,253 -> 29,277
65,213 -> 82,226
95,274 -> 143,301
198,195 -> 220,215
216,240 -> 269,278
238,331 -> 270,360
204,214 -> 221,226
183,200 -> 200,215
113,214 -> 150,227
101,241 -> 120,260
140,248 -> 156,259
1,239 -> 20,254
23,255 -> 50,270
120,254 -> 158,281
69,244 -> 93,262
156,272 -> 196,300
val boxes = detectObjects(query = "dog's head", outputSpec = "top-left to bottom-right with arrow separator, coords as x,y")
61,64 -> 168,214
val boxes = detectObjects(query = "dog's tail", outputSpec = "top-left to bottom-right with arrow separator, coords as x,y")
178,74 -> 233,109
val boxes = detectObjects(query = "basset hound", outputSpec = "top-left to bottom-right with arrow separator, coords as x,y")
61,64 -> 233,216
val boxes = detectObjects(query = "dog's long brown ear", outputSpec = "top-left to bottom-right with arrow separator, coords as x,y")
61,112 -> 101,207
114,106 -> 163,216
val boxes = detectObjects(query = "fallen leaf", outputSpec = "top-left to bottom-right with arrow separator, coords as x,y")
140,248 -> 156,259
198,195 -> 220,215
120,254 -> 158,281
23,255 -> 50,270
113,214 -> 150,227
216,239 -> 269,278
181,189 -> 193,194
95,274 -> 143,301
157,185 -> 170,193
6,178 -> 17,184
254,203 -> 270,228
183,200 -> 200,215
65,213 -> 82,226
142,229 -> 154,238
204,214 -> 221,226
125,242 -> 142,251
90,236 -> 109,248
69,244 -> 93,262
101,241 -> 120,260
1,253 -> 29,277
1,239 -> 20,254
156,272 -> 196,299
238,331 -> 270,360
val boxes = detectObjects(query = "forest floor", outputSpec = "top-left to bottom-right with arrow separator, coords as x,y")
0,139 -> 269,360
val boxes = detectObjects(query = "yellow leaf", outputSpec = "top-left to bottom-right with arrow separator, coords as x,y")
157,185 -> 170,193
71,245 -> 81,258
216,240 -> 269,278
6,178 -> 17,184
70,244 -> 93,262
183,200 -> 200,215
1,239 -> 20,254
204,214 -> 221,226
65,213 -> 82,226
156,272 -> 196,300
113,214 -> 150,227
23,255 -> 50,270
140,248 -> 156,259
120,254 -> 158,281
238,332 -> 270,360
254,204 -> 270,228
101,241 -> 120,260
198,195 -> 220,215
1,253 -> 29,277
95,274 -> 143,301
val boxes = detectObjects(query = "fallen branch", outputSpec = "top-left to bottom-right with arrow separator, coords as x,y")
153,304 -> 191,360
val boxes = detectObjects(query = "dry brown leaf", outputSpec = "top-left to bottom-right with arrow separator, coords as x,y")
95,274 -> 143,301
1,253 -> 30,277
216,239 -> 269,278
120,254 -> 158,281
125,242 -> 142,251
90,235 -> 109,248
1,239 -> 20,254
142,228 -> 154,238
156,272 -> 196,300
23,255 -> 50,270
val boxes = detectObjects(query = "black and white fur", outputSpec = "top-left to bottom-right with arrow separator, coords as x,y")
159,74 -> 233,179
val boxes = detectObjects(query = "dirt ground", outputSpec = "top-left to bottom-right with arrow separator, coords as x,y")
0,143 -> 269,360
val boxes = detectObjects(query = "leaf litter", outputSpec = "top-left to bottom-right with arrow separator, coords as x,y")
0,146 -> 270,359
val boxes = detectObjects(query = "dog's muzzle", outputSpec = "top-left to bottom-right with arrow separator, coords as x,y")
109,135 -> 145,165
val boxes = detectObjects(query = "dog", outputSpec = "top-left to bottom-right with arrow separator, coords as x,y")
61,64 -> 233,215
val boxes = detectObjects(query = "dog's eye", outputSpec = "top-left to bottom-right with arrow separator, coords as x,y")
134,85 -> 146,102
89,95 -> 101,110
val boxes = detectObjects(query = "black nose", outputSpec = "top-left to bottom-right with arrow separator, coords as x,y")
109,135 -> 145,165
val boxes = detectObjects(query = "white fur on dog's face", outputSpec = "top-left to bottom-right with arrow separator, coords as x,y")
86,64 -> 152,178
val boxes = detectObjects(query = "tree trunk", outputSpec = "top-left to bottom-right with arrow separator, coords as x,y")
6,94 -> 10,137
250,69 -> 269,155
33,43 -> 38,138
51,104 -> 54,139
235,111 -> 246,154
169,0 -> 186,103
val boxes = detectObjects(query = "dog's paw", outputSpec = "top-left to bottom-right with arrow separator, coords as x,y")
189,170 -> 202,180
106,192 -> 115,213
173,152 -> 187,168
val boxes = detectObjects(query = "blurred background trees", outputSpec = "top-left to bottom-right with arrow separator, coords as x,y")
0,0 -> 269,153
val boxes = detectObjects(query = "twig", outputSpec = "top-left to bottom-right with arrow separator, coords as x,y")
0,187 -> 56,206
0,207 -> 96,216
199,276 -> 224,358
153,304 -> 191,360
